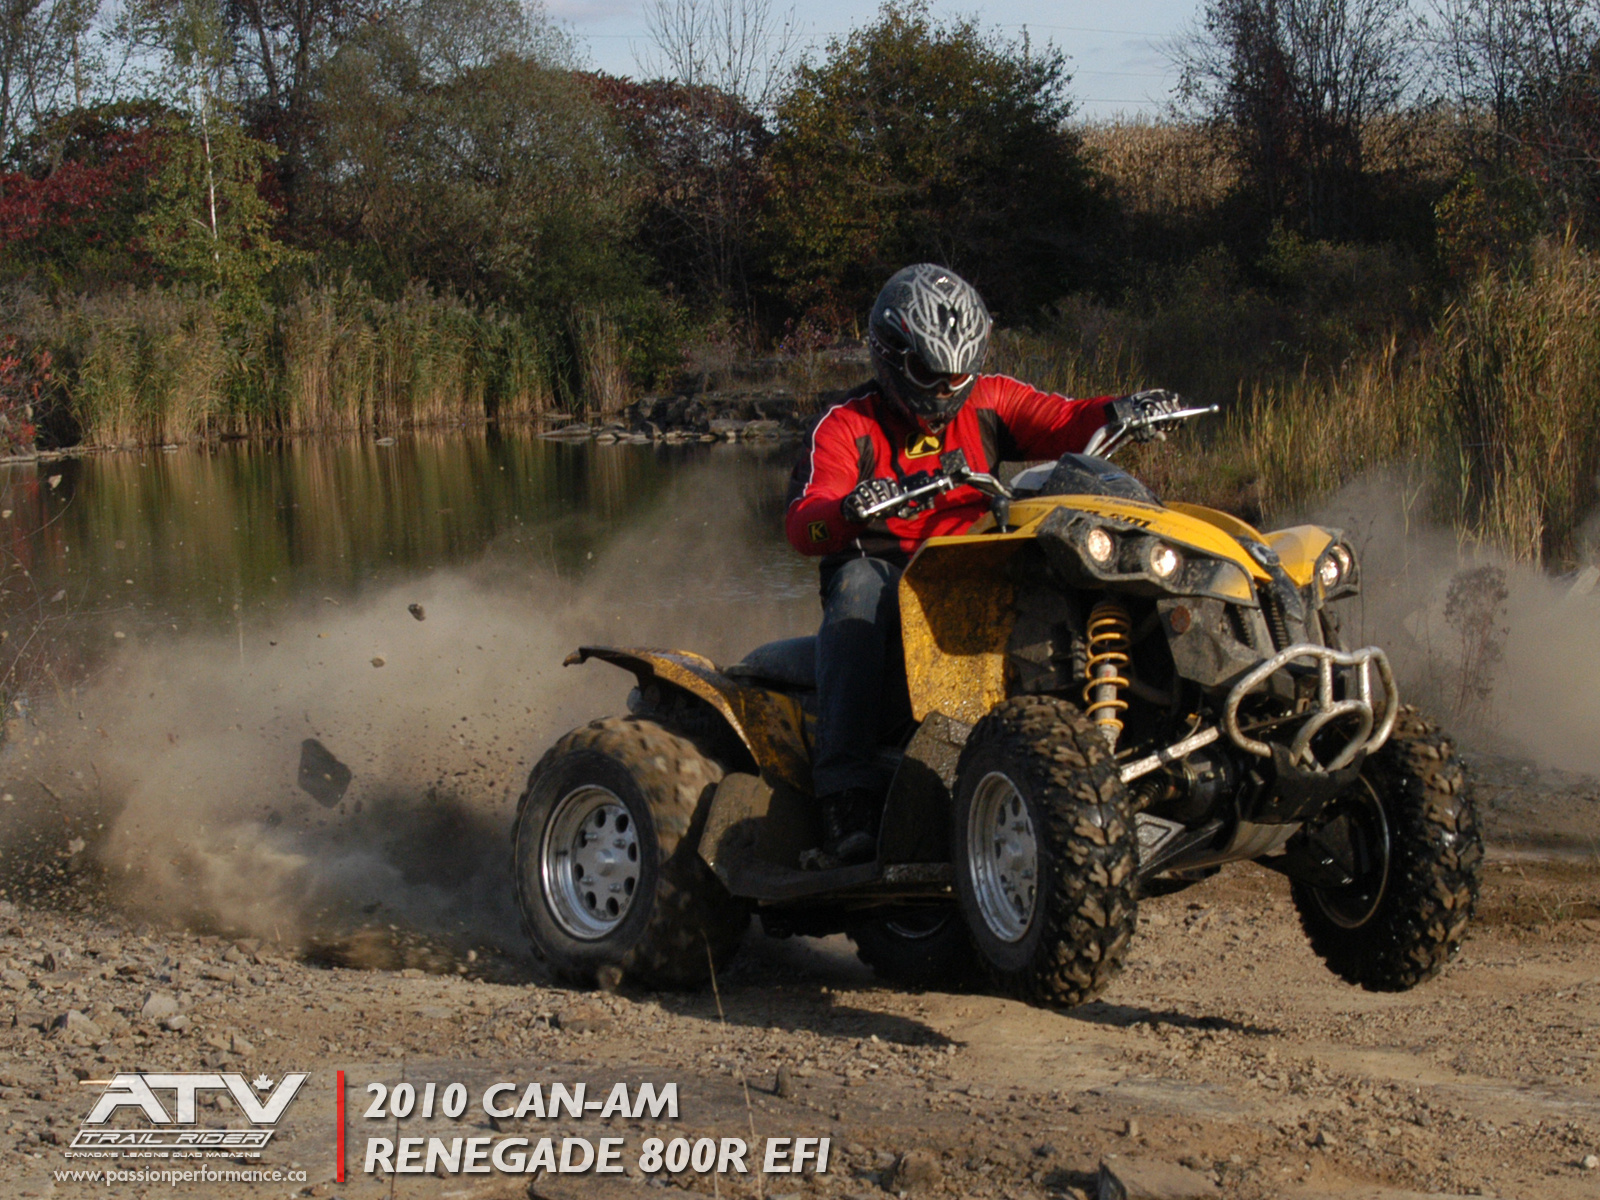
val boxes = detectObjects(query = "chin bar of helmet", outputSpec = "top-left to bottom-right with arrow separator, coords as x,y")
1084,403 -> 1220,460
855,449 -> 1015,520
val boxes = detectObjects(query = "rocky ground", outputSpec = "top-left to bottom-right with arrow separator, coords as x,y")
1,851 -> 1596,1200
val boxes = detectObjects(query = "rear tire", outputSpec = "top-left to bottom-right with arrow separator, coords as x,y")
848,908 -> 978,989
511,717 -> 749,989
1292,706 -> 1483,991
952,696 -> 1138,1007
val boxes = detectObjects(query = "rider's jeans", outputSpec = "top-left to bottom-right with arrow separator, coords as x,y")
813,556 -> 912,797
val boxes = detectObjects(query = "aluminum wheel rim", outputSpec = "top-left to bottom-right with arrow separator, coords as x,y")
1310,778 -> 1391,930
541,785 -> 642,940
968,771 -> 1039,943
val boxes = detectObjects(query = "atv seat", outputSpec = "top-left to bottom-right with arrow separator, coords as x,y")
725,636 -> 817,691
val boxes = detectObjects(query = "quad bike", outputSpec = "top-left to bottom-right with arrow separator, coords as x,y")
510,398 -> 1483,1006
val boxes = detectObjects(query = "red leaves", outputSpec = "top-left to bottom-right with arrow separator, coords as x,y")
0,129 -> 159,248
0,335 -> 52,456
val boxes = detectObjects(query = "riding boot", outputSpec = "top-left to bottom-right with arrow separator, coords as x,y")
812,787 -> 881,867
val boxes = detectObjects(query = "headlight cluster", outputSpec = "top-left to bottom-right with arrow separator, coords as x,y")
1069,522 -> 1250,601
1080,523 -> 1185,578
1037,509 -> 1256,604
1315,541 -> 1359,597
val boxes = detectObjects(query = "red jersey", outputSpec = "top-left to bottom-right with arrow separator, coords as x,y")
786,375 -> 1111,563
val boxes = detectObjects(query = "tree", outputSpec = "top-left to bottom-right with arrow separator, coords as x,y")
638,0 -> 794,113
0,102 -> 167,289
311,0 -> 639,309
591,73 -> 770,311
1434,0 -> 1600,232
139,111 -> 295,304
0,0 -> 101,154
122,0 -> 300,307
215,0 -> 382,223
1176,0 -> 1421,239
620,0 -> 792,311
761,1 -> 1109,326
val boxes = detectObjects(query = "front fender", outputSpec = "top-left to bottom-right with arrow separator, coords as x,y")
898,540 -> 1021,725
564,646 -> 811,794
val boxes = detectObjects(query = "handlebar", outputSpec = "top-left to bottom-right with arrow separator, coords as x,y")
1083,399 -> 1218,459
854,449 -> 1014,520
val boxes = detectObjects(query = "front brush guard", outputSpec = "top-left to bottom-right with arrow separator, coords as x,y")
1223,644 -> 1397,774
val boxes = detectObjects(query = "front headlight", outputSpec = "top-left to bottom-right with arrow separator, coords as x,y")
1316,542 -> 1358,597
1317,553 -> 1342,590
1037,510 -> 1255,603
1085,526 -> 1116,565
1149,542 -> 1183,580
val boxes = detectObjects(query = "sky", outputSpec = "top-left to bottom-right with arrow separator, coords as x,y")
544,0 -> 1197,120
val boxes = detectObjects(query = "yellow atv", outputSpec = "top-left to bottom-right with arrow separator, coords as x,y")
510,402 -> 1483,1005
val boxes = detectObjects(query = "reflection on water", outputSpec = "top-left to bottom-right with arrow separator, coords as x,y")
0,431 -> 812,633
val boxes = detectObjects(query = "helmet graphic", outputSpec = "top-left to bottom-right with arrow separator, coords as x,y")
868,264 -> 992,428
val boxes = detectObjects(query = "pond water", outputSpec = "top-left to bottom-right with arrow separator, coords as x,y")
0,429 -> 815,640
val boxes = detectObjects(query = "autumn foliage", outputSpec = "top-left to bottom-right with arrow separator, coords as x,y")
0,336 -> 51,456
0,105 -> 172,291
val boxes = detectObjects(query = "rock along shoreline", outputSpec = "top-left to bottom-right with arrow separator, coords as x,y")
537,390 -> 814,445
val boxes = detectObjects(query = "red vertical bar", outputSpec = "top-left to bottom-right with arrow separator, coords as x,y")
335,1070 -> 346,1183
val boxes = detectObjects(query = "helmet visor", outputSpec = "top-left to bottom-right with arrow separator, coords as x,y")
903,351 -> 973,396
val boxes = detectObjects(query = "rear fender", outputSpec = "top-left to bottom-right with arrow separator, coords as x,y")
564,646 -> 811,795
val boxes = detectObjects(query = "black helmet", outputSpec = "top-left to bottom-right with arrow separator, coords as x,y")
868,264 -> 992,428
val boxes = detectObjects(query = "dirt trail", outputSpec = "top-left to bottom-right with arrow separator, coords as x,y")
0,854 -> 1595,1200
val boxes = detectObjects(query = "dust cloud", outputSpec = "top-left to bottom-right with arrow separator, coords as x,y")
0,463 -> 816,961
1306,473 -> 1600,775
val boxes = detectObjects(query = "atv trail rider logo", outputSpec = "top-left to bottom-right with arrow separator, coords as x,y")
70,1072 -> 309,1155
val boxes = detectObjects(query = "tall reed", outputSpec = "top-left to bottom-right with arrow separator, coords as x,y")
8,280 -> 560,447
278,281 -> 554,431
1429,239 -> 1600,565
570,308 -> 630,416
1242,337 -> 1433,519
55,290 -> 232,446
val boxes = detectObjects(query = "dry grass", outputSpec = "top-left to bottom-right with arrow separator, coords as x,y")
1430,238 -> 1600,565
1079,118 -> 1238,218
58,290 -> 232,445
1242,238 -> 1600,567
1080,111 -> 1462,220
570,308 -> 631,415
279,281 -> 557,431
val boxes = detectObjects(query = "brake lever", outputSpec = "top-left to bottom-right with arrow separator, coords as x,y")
1153,403 -> 1221,424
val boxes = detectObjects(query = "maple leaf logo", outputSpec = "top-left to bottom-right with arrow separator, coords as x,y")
253,1074 -> 274,1091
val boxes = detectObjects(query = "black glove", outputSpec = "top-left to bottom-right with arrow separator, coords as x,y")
841,478 -> 907,524
1109,389 -> 1184,442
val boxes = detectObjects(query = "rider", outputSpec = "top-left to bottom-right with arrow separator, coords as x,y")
786,263 -> 1176,866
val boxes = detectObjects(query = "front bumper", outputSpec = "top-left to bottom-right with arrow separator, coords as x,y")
1223,644 -> 1397,773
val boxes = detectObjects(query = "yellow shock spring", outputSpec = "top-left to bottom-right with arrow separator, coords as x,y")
1083,600 -> 1132,747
